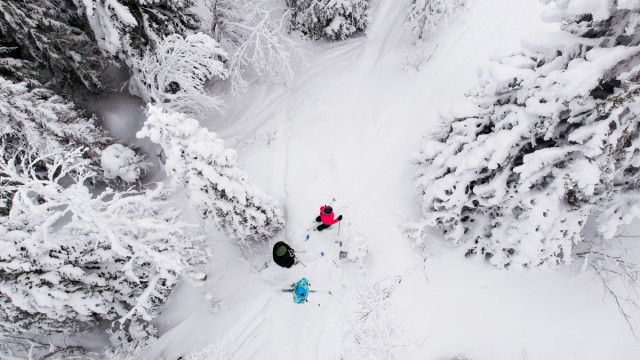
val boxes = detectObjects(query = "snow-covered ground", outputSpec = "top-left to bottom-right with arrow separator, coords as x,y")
135,0 -> 640,359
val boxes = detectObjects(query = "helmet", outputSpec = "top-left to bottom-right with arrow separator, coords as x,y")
296,286 -> 307,298
323,206 -> 333,215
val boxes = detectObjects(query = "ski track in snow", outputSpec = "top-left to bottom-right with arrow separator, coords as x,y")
146,0 -> 640,359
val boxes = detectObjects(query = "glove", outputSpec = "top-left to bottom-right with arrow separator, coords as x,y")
338,215 -> 343,221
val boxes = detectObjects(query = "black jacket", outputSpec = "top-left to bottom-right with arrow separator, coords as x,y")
273,241 -> 295,268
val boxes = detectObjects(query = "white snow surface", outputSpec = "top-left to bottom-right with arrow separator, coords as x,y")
138,0 -> 640,359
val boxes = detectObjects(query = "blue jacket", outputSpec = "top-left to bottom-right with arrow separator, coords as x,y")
293,278 -> 309,304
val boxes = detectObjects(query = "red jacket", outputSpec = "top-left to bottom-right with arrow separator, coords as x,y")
320,206 -> 339,226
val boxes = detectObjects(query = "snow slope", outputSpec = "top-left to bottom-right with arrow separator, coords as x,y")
144,0 -> 640,359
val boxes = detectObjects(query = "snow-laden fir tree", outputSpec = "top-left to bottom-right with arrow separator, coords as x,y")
206,0 -> 304,94
286,0 -> 370,40
129,33 -> 228,116
78,0 -> 199,61
0,146 -> 208,340
0,0 -> 106,92
138,105 -> 285,245
0,40 -> 37,85
0,75 -> 144,183
407,0 -> 466,39
1,0 -> 199,93
412,0 -> 640,268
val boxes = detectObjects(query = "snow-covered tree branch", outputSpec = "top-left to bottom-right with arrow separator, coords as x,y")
207,0 -> 305,94
0,75 -> 146,184
0,146 -> 208,340
0,0 -> 106,92
286,0 -> 370,41
406,0 -> 467,40
77,0 -> 199,60
137,104 -> 285,246
1,0 -> 201,93
0,75 -> 147,185
0,335 -> 85,360
413,0 -> 640,268
0,44 -> 37,85
576,234 -> 640,335
129,33 -> 228,115
346,277 -> 408,359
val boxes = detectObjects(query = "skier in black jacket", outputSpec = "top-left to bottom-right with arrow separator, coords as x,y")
273,241 -> 296,268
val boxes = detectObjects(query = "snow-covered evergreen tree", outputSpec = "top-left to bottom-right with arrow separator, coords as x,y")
206,0 -> 304,94
0,0 -> 106,91
138,105 -> 285,245
78,0 -> 199,61
413,0 -> 640,268
406,0 -> 466,40
0,146 -> 208,339
0,75 -> 108,156
129,33 -> 227,115
1,0 -> 199,92
0,75 -> 143,183
0,41 -> 37,85
286,0 -> 370,41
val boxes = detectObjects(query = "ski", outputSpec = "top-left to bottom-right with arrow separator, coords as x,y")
282,288 -> 317,293
281,288 -> 332,294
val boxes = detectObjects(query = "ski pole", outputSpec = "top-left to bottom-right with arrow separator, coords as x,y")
296,257 -> 307,267
306,299 -> 321,307
328,197 -> 336,206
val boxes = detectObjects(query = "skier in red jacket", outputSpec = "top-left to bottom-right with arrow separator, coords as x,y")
315,205 -> 343,231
